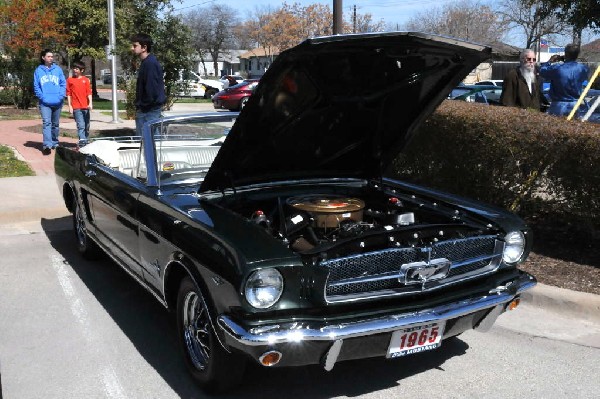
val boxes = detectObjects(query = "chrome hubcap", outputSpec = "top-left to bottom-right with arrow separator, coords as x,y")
183,291 -> 211,370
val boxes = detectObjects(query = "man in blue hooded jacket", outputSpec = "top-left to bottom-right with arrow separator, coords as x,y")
33,49 -> 66,155
540,43 -> 590,117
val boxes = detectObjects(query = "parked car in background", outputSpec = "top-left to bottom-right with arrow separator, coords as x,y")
177,70 -> 223,99
212,79 -> 259,111
475,79 -> 503,87
220,74 -> 244,88
583,89 -> 600,123
54,32 -> 536,393
102,74 -> 127,85
178,78 -> 223,99
449,84 -> 502,105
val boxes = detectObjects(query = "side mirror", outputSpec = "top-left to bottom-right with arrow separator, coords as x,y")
84,154 -> 98,168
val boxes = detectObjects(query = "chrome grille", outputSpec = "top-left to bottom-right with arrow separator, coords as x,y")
322,235 -> 503,303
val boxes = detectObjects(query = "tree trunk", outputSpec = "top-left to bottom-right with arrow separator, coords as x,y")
572,27 -> 582,46
91,59 -> 100,99
213,59 -> 219,77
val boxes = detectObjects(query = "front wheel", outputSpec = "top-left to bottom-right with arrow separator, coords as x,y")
176,276 -> 246,393
238,96 -> 249,110
72,198 -> 101,259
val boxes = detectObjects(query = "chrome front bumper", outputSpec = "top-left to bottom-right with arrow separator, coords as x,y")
217,271 -> 536,369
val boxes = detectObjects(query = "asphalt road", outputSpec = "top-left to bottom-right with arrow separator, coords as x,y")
1,218 -> 599,398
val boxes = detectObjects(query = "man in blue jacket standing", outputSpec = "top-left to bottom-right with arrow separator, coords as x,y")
540,43 -> 590,117
33,49 -> 66,155
130,33 -> 166,136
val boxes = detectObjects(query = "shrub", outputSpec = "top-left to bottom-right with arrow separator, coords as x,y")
119,76 -> 137,120
0,51 -> 37,109
389,100 -> 600,234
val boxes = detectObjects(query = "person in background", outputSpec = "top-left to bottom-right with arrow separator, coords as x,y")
66,61 -> 93,148
226,75 -> 238,88
33,49 -> 67,155
130,33 -> 166,136
500,49 -> 541,111
540,43 -> 590,117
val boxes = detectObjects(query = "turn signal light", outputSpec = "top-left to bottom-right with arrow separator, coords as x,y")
259,351 -> 282,367
508,298 -> 520,311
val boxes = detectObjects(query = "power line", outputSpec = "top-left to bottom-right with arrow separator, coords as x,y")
173,0 -> 216,12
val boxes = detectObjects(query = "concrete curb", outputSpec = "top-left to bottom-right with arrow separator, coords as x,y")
6,145 -> 26,162
521,283 -> 600,322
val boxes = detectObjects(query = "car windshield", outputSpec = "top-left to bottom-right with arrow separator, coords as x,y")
229,80 -> 259,90
228,81 -> 250,90
150,116 -> 236,185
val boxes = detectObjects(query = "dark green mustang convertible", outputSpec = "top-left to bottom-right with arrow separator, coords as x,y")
55,32 -> 536,392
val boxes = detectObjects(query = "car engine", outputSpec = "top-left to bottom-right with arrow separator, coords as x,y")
242,190 -> 491,260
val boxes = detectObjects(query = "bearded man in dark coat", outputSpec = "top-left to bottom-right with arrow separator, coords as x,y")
500,49 -> 541,110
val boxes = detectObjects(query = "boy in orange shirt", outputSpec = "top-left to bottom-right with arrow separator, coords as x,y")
67,61 -> 93,147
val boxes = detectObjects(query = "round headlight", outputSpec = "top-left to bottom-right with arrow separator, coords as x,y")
502,231 -> 525,264
245,268 -> 284,309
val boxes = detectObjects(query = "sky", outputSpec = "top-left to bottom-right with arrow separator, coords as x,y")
173,0 -> 598,47
173,0 -> 469,28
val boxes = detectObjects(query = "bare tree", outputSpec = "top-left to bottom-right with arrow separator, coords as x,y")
240,2 -> 333,54
238,2 -> 385,56
347,12 -> 386,34
405,0 -> 506,44
182,4 -> 239,76
498,0 -> 567,48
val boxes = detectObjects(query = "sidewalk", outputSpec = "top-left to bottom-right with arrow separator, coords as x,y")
0,103 -> 213,176
0,109 -> 136,176
1,107 -> 599,324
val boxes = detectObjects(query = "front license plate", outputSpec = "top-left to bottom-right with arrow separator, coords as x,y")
387,322 -> 445,358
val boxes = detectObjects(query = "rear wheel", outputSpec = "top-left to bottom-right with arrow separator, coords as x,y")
204,88 -> 218,99
72,198 -> 101,259
176,276 -> 246,393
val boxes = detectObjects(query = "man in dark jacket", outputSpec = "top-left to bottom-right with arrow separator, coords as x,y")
130,33 -> 166,136
500,49 -> 541,111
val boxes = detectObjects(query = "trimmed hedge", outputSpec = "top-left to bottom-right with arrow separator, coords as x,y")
389,100 -> 600,233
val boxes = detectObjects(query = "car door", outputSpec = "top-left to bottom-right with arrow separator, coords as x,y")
136,190 -> 183,297
81,157 -> 145,279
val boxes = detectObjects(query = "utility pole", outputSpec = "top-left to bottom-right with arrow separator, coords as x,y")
353,4 -> 357,33
333,0 -> 343,34
107,0 -> 121,123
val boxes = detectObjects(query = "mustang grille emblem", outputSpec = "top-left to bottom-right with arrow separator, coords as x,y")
400,257 -> 452,289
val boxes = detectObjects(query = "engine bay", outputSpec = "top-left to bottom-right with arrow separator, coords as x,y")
227,185 -> 495,259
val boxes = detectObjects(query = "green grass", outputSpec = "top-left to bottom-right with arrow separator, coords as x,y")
0,108 -> 39,120
93,98 -> 126,110
0,145 -> 35,177
99,111 -> 129,119
174,98 -> 212,104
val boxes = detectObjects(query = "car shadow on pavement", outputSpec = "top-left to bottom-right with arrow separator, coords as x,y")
42,216 -> 469,398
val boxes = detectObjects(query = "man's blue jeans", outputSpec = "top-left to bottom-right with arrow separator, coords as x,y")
73,108 -> 90,145
135,108 -> 162,137
39,103 -> 62,149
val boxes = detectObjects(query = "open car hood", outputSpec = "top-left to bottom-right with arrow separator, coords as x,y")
201,32 -> 491,193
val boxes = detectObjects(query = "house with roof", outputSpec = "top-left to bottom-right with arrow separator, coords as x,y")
462,41 -> 521,84
239,48 -> 279,79
191,50 -> 247,78
582,39 -> 600,62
